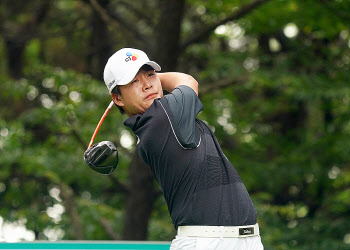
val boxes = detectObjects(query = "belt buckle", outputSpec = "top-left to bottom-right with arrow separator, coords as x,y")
239,227 -> 254,236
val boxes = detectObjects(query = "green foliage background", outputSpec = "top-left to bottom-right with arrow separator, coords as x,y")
0,0 -> 350,249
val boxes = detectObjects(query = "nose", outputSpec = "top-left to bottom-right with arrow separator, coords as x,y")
142,77 -> 153,91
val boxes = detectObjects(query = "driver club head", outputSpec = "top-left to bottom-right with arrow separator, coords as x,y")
84,141 -> 118,175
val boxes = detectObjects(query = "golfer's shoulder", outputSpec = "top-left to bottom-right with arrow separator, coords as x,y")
156,85 -> 202,149
162,85 -> 202,113
165,85 -> 198,103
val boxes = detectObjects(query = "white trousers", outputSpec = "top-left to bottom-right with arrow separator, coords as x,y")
170,235 -> 264,250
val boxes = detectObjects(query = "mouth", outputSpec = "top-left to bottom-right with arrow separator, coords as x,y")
145,93 -> 158,100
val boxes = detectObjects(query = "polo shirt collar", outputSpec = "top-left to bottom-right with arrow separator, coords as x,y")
124,115 -> 141,132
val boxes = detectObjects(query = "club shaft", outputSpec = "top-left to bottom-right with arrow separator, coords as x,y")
88,101 -> 114,149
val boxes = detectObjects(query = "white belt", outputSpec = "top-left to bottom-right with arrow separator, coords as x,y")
177,223 -> 259,238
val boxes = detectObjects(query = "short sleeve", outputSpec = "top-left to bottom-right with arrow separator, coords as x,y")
160,85 -> 203,148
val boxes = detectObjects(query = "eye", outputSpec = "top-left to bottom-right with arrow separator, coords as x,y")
130,79 -> 138,84
148,72 -> 155,77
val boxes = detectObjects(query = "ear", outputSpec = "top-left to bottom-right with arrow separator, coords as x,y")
111,93 -> 125,107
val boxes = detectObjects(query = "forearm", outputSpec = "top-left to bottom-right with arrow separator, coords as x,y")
157,72 -> 198,95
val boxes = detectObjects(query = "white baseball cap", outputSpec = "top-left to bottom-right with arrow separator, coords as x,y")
103,48 -> 161,94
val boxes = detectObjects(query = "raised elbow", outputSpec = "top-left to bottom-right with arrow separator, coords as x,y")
186,75 -> 199,95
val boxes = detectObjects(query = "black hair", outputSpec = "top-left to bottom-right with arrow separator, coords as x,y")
111,64 -> 155,114
111,85 -> 125,114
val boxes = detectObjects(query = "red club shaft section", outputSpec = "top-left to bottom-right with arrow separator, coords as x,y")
88,101 -> 114,149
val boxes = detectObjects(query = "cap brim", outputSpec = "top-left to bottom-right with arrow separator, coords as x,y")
145,61 -> 161,71
109,61 -> 161,94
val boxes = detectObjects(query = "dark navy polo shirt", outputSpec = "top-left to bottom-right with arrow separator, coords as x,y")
124,85 -> 257,229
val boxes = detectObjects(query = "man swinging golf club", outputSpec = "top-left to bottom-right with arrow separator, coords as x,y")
84,48 -> 264,250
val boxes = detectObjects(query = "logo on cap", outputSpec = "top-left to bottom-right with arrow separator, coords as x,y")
125,52 -> 139,62
108,79 -> 115,89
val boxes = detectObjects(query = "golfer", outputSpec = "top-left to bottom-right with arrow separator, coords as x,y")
103,48 -> 264,250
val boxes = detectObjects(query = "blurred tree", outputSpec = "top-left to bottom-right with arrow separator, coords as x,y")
0,0 -> 51,78
0,0 -> 349,249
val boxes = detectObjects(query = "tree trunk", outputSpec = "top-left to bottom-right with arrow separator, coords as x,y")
121,0 -> 186,240
2,1 -> 50,79
5,39 -> 26,79
60,184 -> 85,240
122,152 -> 158,240
87,0 -> 113,78
152,0 -> 185,71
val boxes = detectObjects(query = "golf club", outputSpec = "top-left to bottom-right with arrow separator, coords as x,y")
88,100 -> 114,149
84,100 -> 118,174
